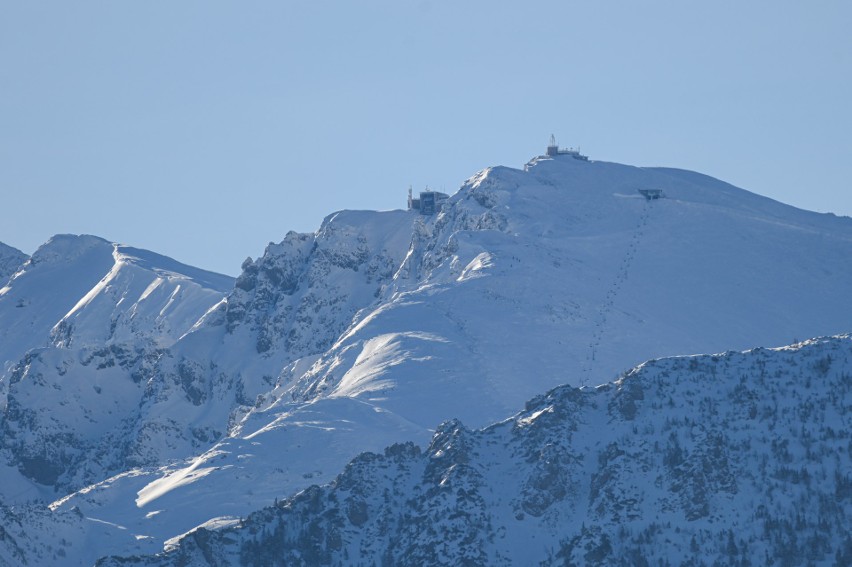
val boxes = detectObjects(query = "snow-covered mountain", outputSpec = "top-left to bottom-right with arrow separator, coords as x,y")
87,336 -> 852,565
1,150 -> 851,565
279,156 -> 852,427
0,235 -> 233,494
0,235 -> 233,373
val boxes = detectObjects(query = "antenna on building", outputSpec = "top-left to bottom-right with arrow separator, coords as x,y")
547,134 -> 560,156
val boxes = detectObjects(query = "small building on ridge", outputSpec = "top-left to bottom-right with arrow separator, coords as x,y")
408,187 -> 449,215
638,189 -> 664,200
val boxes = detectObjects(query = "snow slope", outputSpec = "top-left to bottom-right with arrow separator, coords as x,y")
0,235 -> 115,375
100,335 -> 852,566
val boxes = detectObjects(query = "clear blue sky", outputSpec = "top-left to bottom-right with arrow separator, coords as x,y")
2,1 -> 850,275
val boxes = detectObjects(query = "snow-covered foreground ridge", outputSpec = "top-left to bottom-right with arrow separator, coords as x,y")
1,152 -> 852,564
99,336 -> 852,566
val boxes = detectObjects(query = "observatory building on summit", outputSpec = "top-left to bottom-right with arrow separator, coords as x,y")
545,134 -> 588,161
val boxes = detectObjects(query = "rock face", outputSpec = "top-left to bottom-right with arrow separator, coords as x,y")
99,336 -> 852,567
221,210 -> 415,364
3,153 -> 852,565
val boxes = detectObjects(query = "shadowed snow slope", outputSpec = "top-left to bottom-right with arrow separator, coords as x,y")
3,154 -> 852,565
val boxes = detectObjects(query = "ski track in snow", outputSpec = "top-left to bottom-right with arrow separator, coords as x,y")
582,196 -> 653,384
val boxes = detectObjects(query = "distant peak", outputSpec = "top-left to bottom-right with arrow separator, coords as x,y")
29,234 -> 113,266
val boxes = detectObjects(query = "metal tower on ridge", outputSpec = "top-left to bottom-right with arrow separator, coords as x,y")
547,134 -> 560,157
